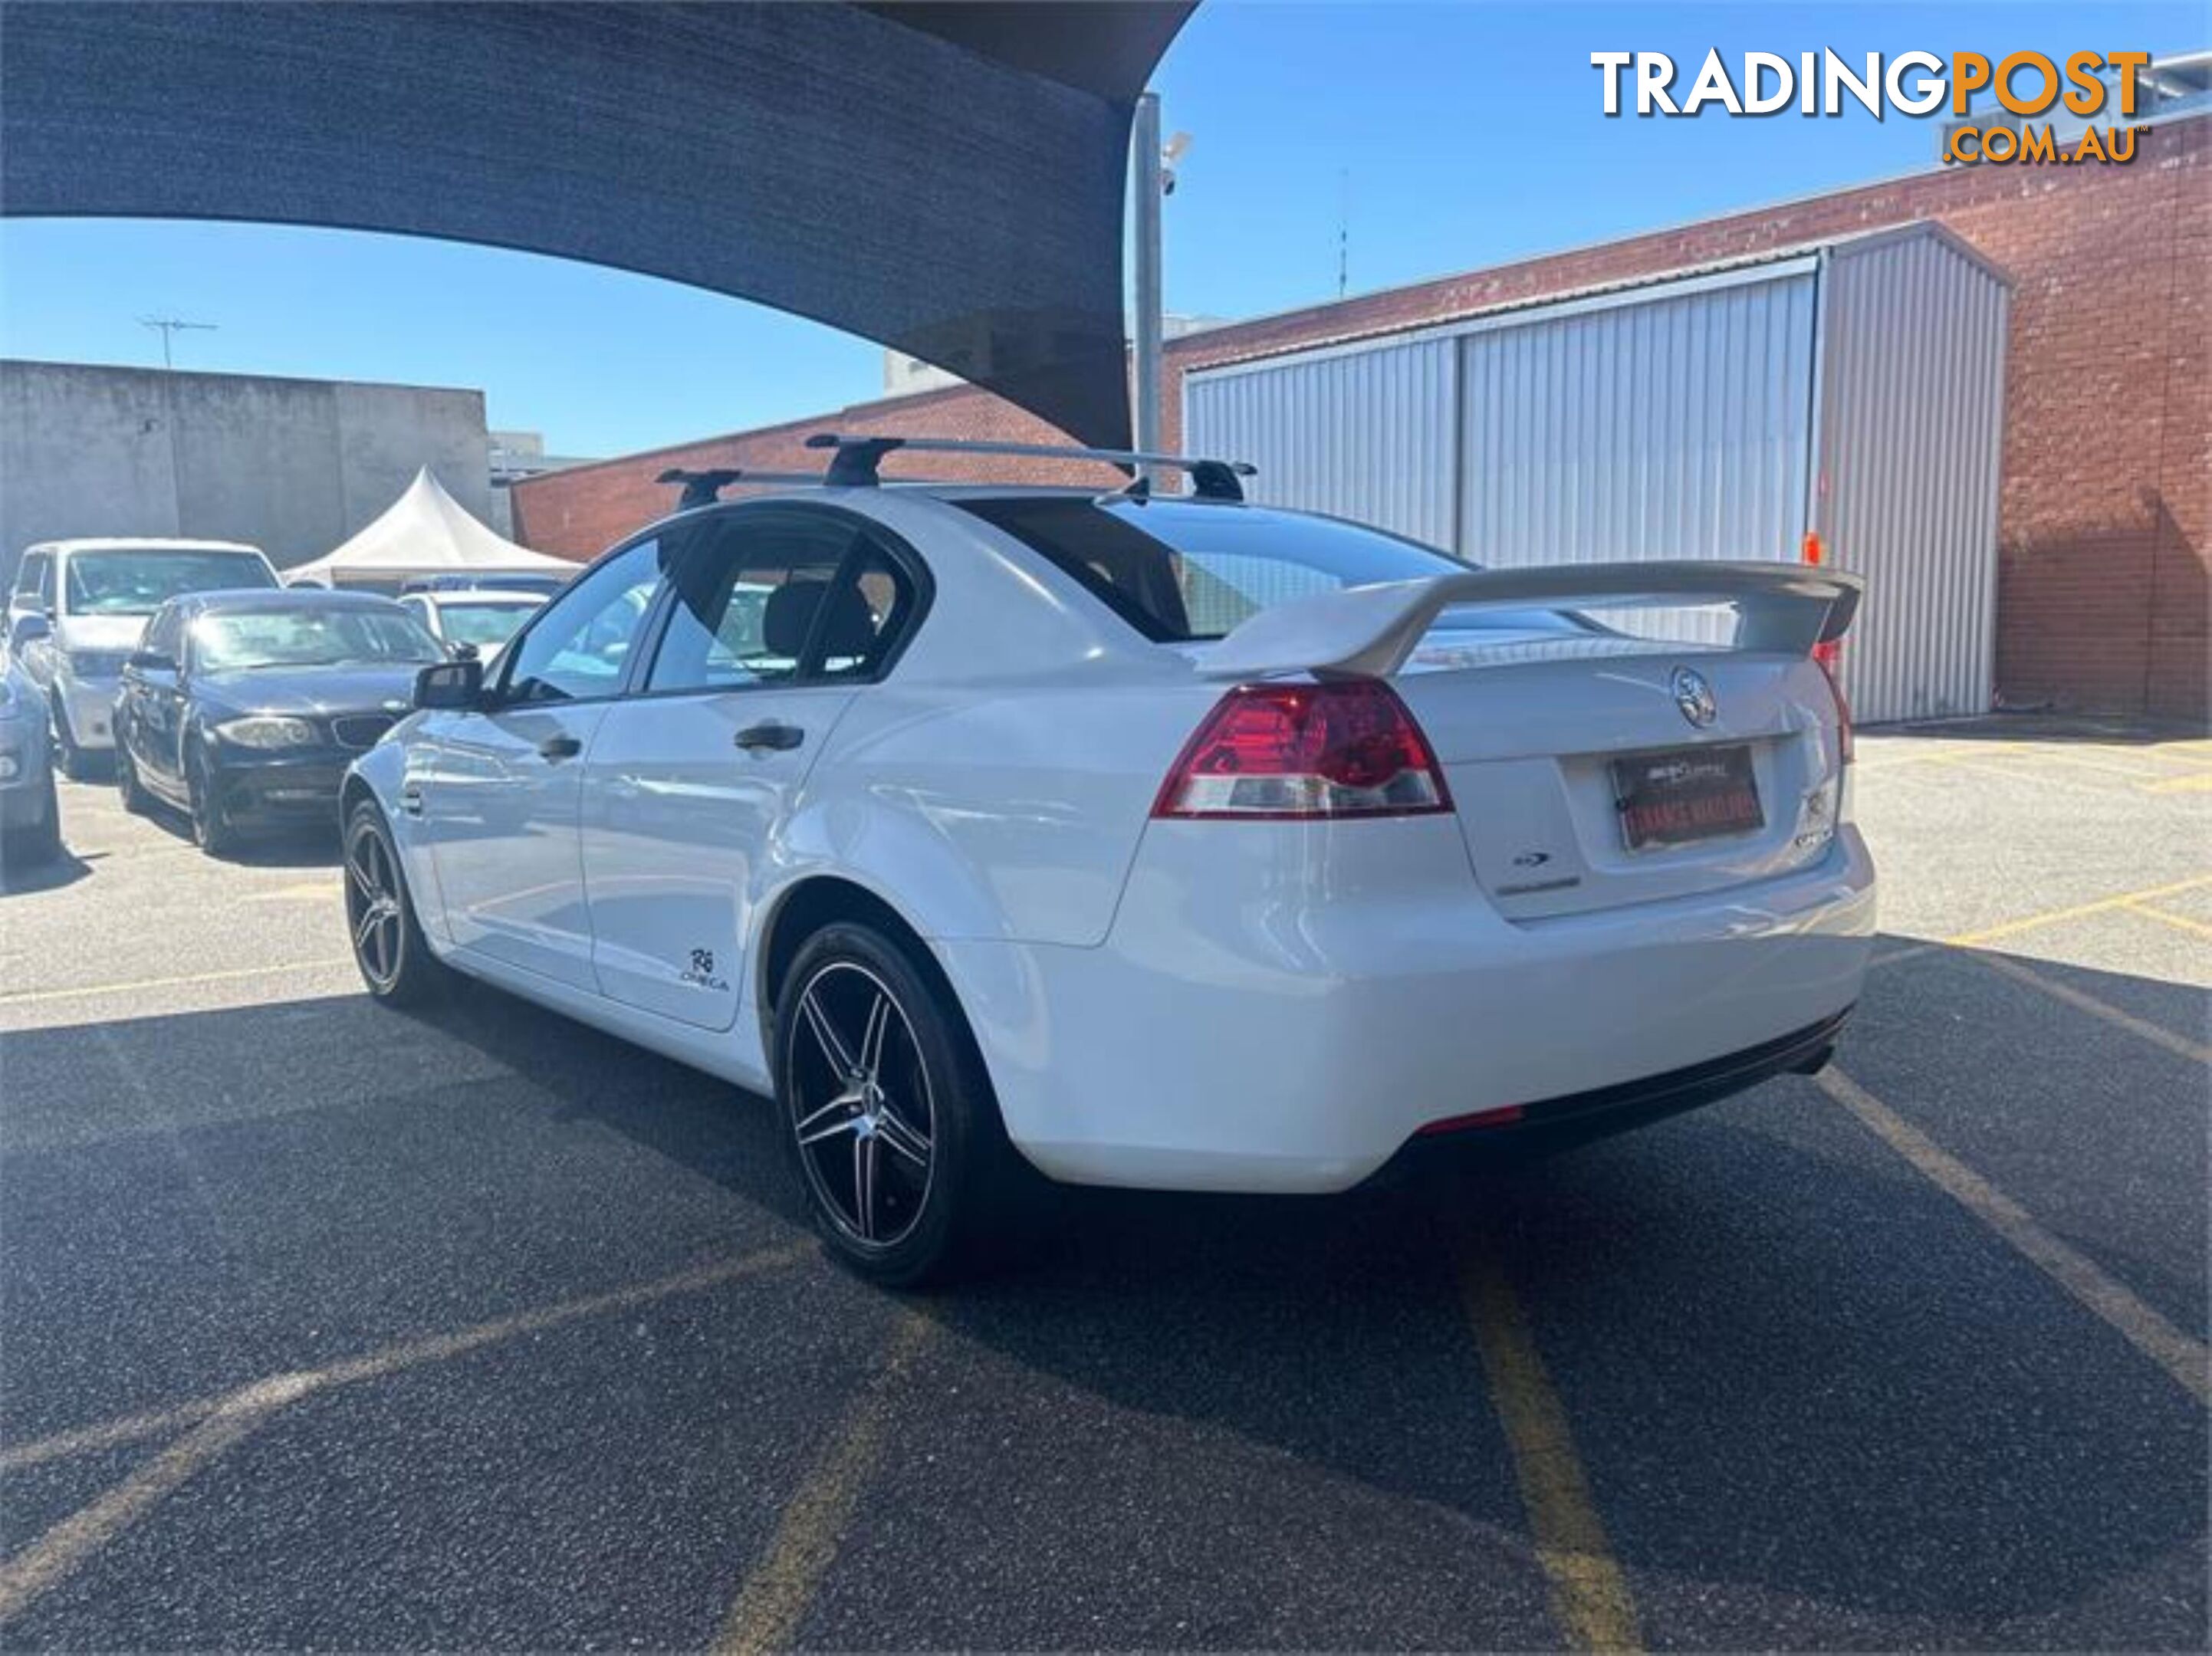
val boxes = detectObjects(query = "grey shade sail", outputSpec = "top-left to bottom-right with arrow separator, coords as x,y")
0,2 -> 1195,449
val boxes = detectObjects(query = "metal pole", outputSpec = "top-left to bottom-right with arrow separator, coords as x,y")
1132,90 -> 1164,468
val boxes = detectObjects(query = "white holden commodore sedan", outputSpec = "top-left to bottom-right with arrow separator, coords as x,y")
341,435 -> 1874,1283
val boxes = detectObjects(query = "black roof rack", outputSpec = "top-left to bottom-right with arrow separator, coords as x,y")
803,433 -> 1257,502
656,466 -> 825,509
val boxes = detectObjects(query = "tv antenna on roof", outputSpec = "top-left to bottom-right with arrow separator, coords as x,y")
139,314 -> 217,370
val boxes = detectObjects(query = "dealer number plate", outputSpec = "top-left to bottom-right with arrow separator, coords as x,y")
1611,744 -> 1763,850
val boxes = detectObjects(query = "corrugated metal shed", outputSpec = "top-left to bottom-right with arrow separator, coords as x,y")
1185,222 -> 2011,724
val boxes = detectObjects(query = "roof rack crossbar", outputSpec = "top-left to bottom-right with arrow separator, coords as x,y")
656,466 -> 829,508
803,432 -> 1256,501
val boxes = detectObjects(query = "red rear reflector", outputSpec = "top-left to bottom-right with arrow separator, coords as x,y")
1153,679 -> 1453,820
1417,1104 -> 1527,1136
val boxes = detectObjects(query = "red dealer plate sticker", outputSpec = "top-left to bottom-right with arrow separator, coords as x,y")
1611,745 -> 1763,850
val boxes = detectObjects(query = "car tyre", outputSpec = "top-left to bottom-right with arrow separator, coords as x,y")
115,741 -> 151,816
0,770 -> 61,870
186,744 -> 238,857
343,798 -> 452,1007
775,922 -> 1021,1286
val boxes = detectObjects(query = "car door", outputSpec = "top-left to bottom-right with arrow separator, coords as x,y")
121,603 -> 191,794
580,507 -> 925,1030
416,537 -> 669,991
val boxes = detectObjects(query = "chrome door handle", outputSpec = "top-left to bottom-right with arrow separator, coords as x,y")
735,721 -> 804,752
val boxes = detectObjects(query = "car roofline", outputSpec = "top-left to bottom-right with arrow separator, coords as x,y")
31,537 -> 269,556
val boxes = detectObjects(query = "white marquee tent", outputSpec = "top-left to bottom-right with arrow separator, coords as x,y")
285,468 -> 577,590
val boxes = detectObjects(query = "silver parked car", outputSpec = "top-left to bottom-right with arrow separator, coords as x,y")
0,643 -> 61,866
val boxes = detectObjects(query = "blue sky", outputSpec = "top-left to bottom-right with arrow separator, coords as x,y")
2,2 -> 2197,458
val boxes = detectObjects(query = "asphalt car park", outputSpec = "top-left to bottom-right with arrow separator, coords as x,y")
0,715 -> 2204,1651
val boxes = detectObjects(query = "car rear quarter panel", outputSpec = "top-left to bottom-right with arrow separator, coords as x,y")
787,674 -> 1218,948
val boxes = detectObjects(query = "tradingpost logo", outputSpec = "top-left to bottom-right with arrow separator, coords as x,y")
1591,50 -> 2153,165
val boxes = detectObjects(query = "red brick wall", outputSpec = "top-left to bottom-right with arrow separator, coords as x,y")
514,115 -> 2209,719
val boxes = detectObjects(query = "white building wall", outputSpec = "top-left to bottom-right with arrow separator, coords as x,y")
1816,232 -> 2008,722
1182,225 -> 2010,723
1185,336 -> 1456,551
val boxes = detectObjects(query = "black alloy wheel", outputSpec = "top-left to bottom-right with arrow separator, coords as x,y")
343,800 -> 450,1005
775,922 -> 1022,1285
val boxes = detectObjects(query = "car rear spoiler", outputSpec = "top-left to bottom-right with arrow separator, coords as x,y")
1195,560 -> 1864,682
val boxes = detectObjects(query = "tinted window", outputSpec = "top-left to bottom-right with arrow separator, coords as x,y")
500,538 -> 665,702
958,498 -> 1578,643
63,550 -> 274,616
647,514 -> 915,694
192,608 -> 443,672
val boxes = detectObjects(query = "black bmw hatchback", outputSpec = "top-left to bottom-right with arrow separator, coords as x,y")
114,588 -> 445,854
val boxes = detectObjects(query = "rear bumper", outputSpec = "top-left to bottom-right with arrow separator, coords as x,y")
941,820 -> 1875,1194
1382,1004 -> 1850,1172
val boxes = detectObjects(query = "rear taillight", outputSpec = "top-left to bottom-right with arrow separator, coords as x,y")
1813,640 -> 1852,765
1153,680 -> 1453,820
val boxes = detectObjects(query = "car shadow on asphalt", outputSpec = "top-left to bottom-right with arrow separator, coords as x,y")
373,935 -> 2207,1635
5,936 -> 2202,1640
127,800 -> 345,869
0,842 -> 91,896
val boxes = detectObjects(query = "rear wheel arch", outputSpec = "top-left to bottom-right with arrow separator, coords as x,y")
756,876 -> 952,1046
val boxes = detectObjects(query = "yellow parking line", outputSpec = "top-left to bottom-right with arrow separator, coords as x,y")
2122,744 -> 2212,767
2124,901 -> 2212,940
2143,772 -> 2212,794
1851,745 -> 1983,773
0,1245 -> 809,1471
1941,874 -> 2212,948
0,958 -> 353,1007
0,1243 -> 810,1622
1458,1253 -> 1642,1653
242,880 -> 340,903
2005,748 -> 2178,781
715,1309 -> 934,1655
1819,1068 -> 2209,1407
1974,953 -> 2211,1066
0,1378 -> 306,1623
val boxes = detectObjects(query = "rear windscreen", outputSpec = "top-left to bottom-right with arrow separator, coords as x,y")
955,498 -> 1579,643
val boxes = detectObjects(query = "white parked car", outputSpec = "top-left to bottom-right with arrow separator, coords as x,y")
8,537 -> 280,777
341,438 -> 1874,1283
396,588 -> 547,664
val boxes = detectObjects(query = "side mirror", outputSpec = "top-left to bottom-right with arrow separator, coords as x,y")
414,657 -> 484,711
126,649 -> 177,675
9,613 -> 51,649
